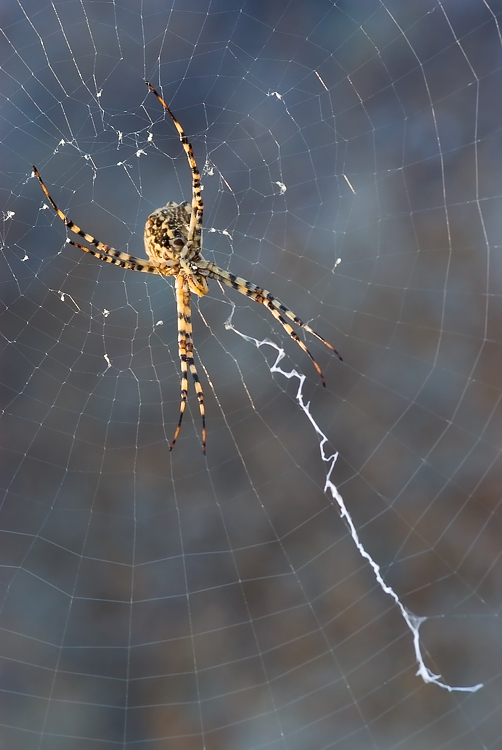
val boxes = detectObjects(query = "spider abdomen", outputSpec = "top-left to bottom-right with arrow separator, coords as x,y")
144,201 -> 192,265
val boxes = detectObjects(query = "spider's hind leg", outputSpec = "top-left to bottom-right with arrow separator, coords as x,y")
145,82 -> 204,247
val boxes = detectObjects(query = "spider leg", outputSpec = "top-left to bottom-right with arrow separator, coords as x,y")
172,276 -> 207,453
33,166 -> 161,274
145,82 -> 204,251
202,262 -> 342,385
187,328 -> 207,454
67,240 -> 161,274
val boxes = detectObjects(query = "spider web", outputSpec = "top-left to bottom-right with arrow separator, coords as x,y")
1,0 -> 502,747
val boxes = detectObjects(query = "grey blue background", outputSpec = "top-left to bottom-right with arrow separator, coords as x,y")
1,1 -> 502,748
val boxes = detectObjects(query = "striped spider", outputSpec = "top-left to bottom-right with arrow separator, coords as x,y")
33,81 -> 341,454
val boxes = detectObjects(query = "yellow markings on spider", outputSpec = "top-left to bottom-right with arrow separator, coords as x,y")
33,81 -> 342,454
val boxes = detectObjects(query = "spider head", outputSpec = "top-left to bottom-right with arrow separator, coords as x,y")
181,258 -> 209,297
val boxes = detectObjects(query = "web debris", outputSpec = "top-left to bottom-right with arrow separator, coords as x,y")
226,320 -> 483,694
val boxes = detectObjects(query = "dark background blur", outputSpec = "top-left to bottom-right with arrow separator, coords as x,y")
1,0 -> 502,748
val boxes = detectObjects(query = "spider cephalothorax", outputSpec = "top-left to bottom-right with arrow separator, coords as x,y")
33,81 -> 341,454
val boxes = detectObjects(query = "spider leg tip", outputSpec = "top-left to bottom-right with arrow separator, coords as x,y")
329,344 -> 343,362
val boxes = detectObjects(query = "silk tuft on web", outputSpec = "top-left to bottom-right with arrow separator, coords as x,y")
1,1 -> 501,748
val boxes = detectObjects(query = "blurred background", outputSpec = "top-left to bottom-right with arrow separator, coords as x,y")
1,0 -> 502,747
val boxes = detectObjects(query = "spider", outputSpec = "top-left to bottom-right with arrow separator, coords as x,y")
33,81 -> 342,454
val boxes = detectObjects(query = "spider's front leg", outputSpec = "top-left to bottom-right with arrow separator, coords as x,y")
199,261 -> 342,385
172,275 -> 207,453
